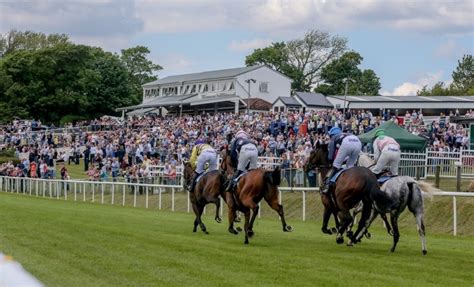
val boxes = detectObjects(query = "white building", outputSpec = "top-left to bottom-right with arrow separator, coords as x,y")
119,65 -> 292,115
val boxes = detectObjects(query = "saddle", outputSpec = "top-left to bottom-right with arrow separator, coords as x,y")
329,168 -> 348,184
377,175 -> 397,184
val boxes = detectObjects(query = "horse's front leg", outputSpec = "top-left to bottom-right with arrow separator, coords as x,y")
336,210 -> 352,244
321,205 -> 333,235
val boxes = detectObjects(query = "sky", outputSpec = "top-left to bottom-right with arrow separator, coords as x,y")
0,0 -> 473,95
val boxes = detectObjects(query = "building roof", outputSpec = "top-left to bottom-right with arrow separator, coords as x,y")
294,92 -> 333,107
274,96 -> 301,107
328,95 -> 474,102
143,66 -> 262,87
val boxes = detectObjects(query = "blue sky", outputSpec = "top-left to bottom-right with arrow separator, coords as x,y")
1,0 -> 473,95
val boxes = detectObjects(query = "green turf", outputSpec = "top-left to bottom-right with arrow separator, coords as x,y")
0,193 -> 473,287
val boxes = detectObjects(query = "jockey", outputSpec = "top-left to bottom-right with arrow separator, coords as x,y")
188,138 -> 218,193
371,129 -> 401,176
321,126 -> 362,193
227,129 -> 258,191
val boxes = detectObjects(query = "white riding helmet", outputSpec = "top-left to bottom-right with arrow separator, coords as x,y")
235,130 -> 249,139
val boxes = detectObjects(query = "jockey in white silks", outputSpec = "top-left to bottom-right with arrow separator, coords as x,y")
371,129 -> 401,176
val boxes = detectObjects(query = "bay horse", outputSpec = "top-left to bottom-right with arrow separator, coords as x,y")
358,153 -> 429,254
305,141 -> 378,245
183,162 -> 227,234
220,149 -> 292,244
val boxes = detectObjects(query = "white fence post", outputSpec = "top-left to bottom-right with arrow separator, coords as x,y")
172,188 -> 175,212
302,190 -> 306,221
453,196 -> 457,236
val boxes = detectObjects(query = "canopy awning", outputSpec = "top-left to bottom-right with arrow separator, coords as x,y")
358,121 -> 427,151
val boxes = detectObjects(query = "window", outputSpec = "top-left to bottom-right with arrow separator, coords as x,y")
259,82 -> 269,93
274,107 -> 279,112
203,84 -> 208,92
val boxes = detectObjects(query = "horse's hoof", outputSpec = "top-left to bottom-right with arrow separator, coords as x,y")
336,237 -> 344,244
284,225 -> 293,232
215,217 -> 222,224
203,231 -> 209,235
193,229 -> 197,233
422,250 -> 427,255
228,228 -> 238,235
234,217 -> 241,223
390,248 -> 396,253
347,241 -> 354,247
331,227 -> 338,233
244,240 -> 249,245
248,230 -> 254,238
322,228 -> 332,235
236,227 -> 243,232
365,232 -> 372,239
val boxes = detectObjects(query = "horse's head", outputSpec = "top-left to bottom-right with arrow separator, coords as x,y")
357,152 -> 375,168
219,148 -> 234,178
305,141 -> 330,171
182,161 -> 194,186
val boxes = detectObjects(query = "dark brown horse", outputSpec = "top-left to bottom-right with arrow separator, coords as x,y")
220,150 -> 292,244
183,162 -> 227,234
305,142 -> 378,245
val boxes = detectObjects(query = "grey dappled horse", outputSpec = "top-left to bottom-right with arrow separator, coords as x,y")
358,153 -> 428,255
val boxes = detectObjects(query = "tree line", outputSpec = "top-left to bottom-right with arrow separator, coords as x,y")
0,29 -> 471,124
0,30 -> 162,124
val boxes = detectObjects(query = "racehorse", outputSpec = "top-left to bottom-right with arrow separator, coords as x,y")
358,153 -> 429,254
305,141 -> 378,245
220,149 -> 292,244
183,162 -> 227,234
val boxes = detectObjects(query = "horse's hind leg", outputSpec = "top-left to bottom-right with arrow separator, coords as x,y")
247,205 -> 259,238
336,210 -> 352,244
414,211 -> 427,255
350,201 -> 373,245
265,194 -> 292,232
243,210 -> 251,244
214,199 -> 222,223
197,204 -> 208,234
389,212 -> 400,253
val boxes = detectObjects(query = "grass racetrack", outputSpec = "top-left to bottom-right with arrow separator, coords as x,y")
0,193 -> 473,287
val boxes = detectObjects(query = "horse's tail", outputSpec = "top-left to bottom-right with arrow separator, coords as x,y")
416,181 -> 437,200
370,187 -> 393,208
265,166 -> 281,186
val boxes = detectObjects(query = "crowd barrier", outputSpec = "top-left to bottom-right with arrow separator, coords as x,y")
0,175 -> 472,236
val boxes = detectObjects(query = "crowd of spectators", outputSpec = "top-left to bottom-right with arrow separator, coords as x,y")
0,108 -> 472,186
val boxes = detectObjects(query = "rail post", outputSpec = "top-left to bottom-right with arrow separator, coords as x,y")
172,188 -> 175,212
416,166 -> 420,181
456,163 -> 461,192
453,196 -> 457,236
302,190 -> 306,221
435,165 -> 440,188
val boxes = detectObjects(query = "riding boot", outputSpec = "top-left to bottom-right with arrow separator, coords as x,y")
321,167 -> 340,194
227,170 -> 243,192
189,172 -> 200,193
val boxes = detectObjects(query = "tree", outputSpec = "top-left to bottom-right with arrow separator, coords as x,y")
417,54 -> 473,96
0,30 -> 70,58
120,46 -> 162,102
452,54 -> 473,93
245,29 -> 347,91
314,51 -> 381,95
0,43 -> 133,123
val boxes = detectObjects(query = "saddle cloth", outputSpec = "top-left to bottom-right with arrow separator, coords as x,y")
377,175 -> 397,184
232,171 -> 248,183
329,168 -> 348,184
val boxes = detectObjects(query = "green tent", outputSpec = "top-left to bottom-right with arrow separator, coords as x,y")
358,121 -> 427,151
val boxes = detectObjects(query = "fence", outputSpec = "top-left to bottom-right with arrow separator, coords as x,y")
0,175 -> 472,236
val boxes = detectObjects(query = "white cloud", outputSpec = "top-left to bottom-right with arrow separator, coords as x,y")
385,71 -> 445,96
156,54 -> 196,75
228,38 -> 273,52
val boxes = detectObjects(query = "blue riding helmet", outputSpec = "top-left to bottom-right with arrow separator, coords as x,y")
328,127 -> 342,137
